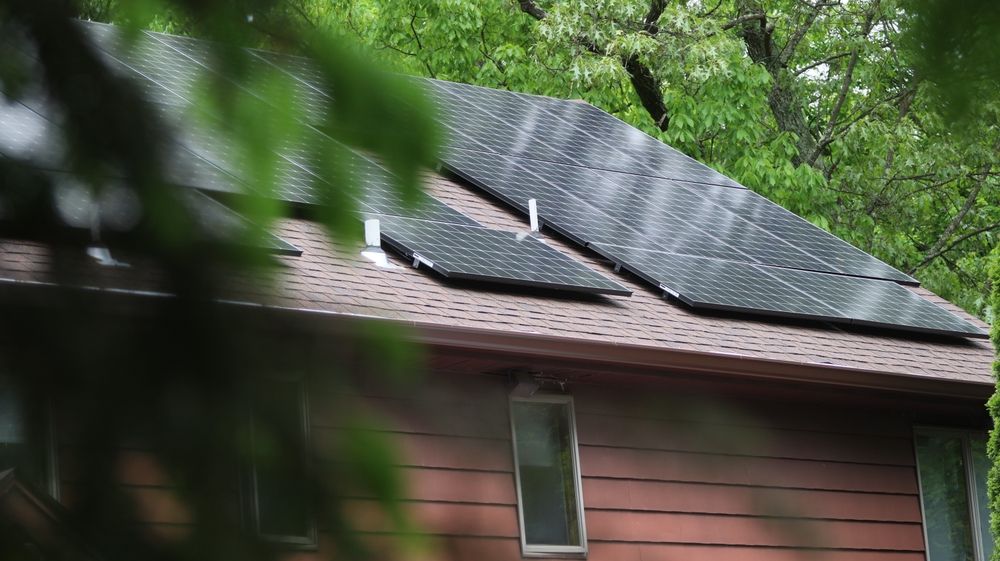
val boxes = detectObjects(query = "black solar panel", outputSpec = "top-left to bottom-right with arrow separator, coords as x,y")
591,244 -> 985,338
0,98 -> 65,169
444,147 -> 917,283
373,215 -> 630,295
427,78 -> 743,188
29,170 -> 300,256
698,183 -> 915,283
186,191 -> 302,256
83,24 -> 478,227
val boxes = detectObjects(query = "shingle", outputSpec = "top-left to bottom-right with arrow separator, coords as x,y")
0,172 -> 994,385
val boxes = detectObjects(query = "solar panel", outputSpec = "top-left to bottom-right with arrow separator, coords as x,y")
591,244 -> 986,338
0,98 -> 64,169
84,25 -> 478,226
186,191 -> 302,256
33,170 -> 300,256
426,78 -> 743,188
697,183 -> 916,283
444,147 -> 918,283
372,215 -> 630,296
763,267 -> 981,336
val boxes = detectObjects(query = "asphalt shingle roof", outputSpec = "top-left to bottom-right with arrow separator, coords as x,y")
1,172 -> 993,388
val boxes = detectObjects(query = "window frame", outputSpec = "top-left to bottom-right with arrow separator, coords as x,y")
508,393 -> 588,558
241,376 -> 317,549
0,380 -> 60,499
913,426 -> 992,561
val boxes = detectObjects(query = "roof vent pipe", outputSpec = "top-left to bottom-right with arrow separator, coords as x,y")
528,199 -> 539,233
360,219 -> 395,268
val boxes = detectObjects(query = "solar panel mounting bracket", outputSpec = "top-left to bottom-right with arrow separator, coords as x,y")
658,283 -> 679,298
412,252 -> 435,269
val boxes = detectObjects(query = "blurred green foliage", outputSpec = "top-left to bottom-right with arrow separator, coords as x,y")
0,0 -> 439,559
988,245 -> 1000,559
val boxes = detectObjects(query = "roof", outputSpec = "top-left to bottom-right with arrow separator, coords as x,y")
0,170 -> 993,391
0,21 -> 993,395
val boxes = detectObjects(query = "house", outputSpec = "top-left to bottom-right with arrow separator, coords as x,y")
0,19 -> 996,561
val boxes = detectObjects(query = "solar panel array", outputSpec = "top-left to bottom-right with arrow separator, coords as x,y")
2,22 -> 985,336
0,22 -> 628,295
430,81 -> 987,338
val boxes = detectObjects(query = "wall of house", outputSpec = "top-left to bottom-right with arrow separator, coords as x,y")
303,368 -> 933,561
52,363 -> 989,561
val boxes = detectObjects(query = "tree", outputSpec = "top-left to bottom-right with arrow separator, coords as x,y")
0,0 -> 435,559
309,0 -> 997,318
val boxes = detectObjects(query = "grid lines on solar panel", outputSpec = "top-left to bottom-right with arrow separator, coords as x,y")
79,29 -> 465,224
186,191 -> 301,256
512,156 -> 820,267
446,148 -> 799,264
373,215 -> 630,295
592,244 -> 843,319
441,148 -> 626,243
697,183 -> 917,284
592,243 -> 986,337
447,145 -> 915,283
763,267 -> 984,337
0,99 -> 65,169
84,24 -> 205,103
246,50 -> 331,124
145,30 -> 330,124
119,31 -> 476,225
426,78 -> 744,188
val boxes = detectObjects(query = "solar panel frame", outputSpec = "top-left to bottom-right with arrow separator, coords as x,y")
371,214 -> 631,296
591,243 -> 986,338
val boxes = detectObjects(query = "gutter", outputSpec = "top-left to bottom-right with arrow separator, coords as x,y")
0,277 -> 993,400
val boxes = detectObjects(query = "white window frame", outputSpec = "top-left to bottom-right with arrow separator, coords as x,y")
509,393 -> 588,558
243,377 -> 317,549
914,426 -> 992,561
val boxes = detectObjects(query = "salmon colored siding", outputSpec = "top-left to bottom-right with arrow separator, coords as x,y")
57,369 -> 937,560
300,371 -> 930,560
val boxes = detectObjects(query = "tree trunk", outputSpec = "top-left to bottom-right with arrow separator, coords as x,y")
735,0 -> 818,166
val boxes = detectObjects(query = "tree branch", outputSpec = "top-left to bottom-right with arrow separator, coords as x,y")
777,1 -> 833,67
909,163 -> 992,273
517,0 -> 547,20
793,50 -> 851,76
516,0 -> 671,131
643,0 -> 668,34
911,221 -> 1000,272
623,53 -> 670,130
721,12 -> 767,31
807,47 -> 859,165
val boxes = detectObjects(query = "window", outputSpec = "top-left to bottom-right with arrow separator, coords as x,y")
0,379 -> 58,498
914,428 -> 994,561
243,378 -> 315,547
509,394 -> 587,557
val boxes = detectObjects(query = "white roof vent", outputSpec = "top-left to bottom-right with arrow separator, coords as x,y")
360,219 -> 396,269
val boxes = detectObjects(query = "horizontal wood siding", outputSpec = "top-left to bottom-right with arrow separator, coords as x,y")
306,372 -> 926,560
59,370 -> 927,560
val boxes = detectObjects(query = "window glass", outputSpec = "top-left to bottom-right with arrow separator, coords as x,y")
0,382 -> 47,490
250,379 -> 312,541
916,432 -> 974,561
969,436 -> 993,561
511,399 -> 582,548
